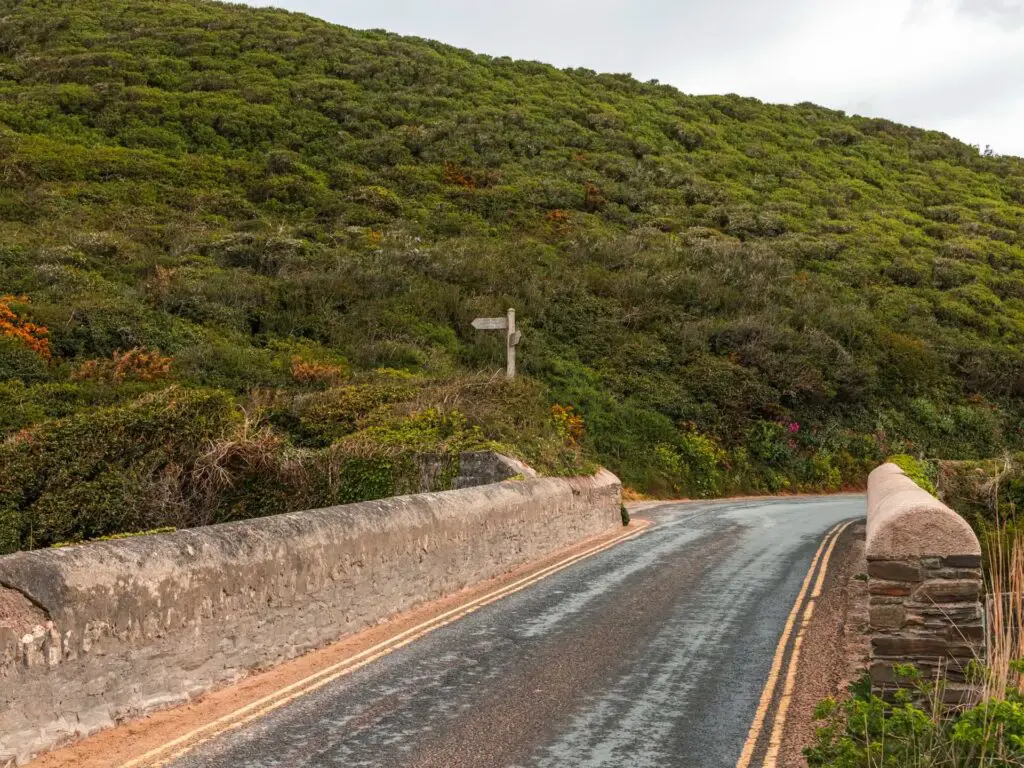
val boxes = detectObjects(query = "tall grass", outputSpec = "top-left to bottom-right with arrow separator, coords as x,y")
983,524 -> 1024,701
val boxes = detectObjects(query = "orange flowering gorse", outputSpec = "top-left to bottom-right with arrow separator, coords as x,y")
546,208 -> 571,232
551,404 -> 586,448
290,356 -> 348,385
442,163 -> 499,190
72,347 -> 173,383
0,295 -> 51,359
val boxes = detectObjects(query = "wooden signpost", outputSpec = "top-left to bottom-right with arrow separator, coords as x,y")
472,308 -> 521,380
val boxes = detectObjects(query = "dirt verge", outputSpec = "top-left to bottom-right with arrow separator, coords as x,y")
777,522 -> 869,767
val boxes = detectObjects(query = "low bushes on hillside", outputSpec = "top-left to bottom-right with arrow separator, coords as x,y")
0,372 -> 593,553
0,0 -> 1022,542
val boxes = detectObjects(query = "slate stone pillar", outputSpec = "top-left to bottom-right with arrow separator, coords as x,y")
866,463 -> 984,703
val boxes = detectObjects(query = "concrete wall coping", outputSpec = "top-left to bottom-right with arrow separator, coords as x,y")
865,462 -> 980,560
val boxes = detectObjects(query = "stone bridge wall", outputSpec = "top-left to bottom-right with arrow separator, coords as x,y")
866,462 -> 984,702
0,467 -> 621,764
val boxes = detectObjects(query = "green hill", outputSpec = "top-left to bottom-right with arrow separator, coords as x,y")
1,0 -> 1023,551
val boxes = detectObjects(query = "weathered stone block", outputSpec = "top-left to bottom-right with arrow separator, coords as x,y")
913,579 -> 981,604
941,554 -> 982,569
911,604 -> 982,623
958,623 -> 985,642
869,580 -> 913,597
939,682 -> 979,706
867,560 -> 923,582
869,594 -> 908,605
866,463 -> 979,562
869,661 -> 898,684
868,658 -> 963,682
871,663 -> 976,704
869,604 -> 905,630
872,635 -> 977,658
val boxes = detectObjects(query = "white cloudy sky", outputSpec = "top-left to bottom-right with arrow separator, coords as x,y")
247,0 -> 1024,157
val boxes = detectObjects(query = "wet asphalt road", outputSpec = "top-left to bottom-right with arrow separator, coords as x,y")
173,496 -> 865,768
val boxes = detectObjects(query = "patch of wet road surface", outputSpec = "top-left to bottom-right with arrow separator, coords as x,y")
172,496 -> 864,768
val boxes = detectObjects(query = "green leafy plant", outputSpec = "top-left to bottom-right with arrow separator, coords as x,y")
806,667 -> 1024,767
889,454 -> 939,495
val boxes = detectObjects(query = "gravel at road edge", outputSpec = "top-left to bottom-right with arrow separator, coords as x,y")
778,523 -> 869,767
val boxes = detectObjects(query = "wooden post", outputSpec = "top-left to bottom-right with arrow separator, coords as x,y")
471,308 -> 522,381
506,307 -> 516,380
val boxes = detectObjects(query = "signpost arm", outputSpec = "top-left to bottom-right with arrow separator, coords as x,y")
506,308 -> 516,380
471,310 -> 519,380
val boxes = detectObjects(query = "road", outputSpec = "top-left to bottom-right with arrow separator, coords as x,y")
170,496 -> 864,768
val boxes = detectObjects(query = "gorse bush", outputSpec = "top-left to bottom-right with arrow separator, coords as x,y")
0,296 -> 49,360
0,0 -> 1022,547
0,381 -> 526,552
72,347 -> 174,384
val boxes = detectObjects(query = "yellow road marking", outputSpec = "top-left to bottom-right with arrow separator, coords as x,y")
734,519 -> 852,768
762,520 -> 854,767
122,521 -> 650,768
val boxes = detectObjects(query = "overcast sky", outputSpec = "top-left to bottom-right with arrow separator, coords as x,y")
247,0 -> 1024,158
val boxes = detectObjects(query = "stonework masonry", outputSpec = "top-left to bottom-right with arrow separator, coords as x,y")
452,451 -> 538,488
0,466 -> 621,765
866,463 -> 984,702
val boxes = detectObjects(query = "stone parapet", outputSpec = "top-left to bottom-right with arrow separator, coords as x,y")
866,463 -> 984,702
0,465 -> 620,764
452,451 -> 538,488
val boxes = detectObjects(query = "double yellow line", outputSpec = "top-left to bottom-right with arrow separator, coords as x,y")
122,522 -> 650,768
735,519 -> 855,768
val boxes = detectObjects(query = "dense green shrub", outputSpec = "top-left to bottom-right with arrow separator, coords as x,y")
654,431 -> 726,498
276,374 -> 417,447
0,336 -> 48,382
0,387 -> 237,551
888,454 -> 938,495
801,451 -> 843,493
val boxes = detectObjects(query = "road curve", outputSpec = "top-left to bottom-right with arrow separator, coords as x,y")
170,496 -> 864,768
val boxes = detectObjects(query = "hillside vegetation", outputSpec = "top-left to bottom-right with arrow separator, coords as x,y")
1,0 -> 1023,551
